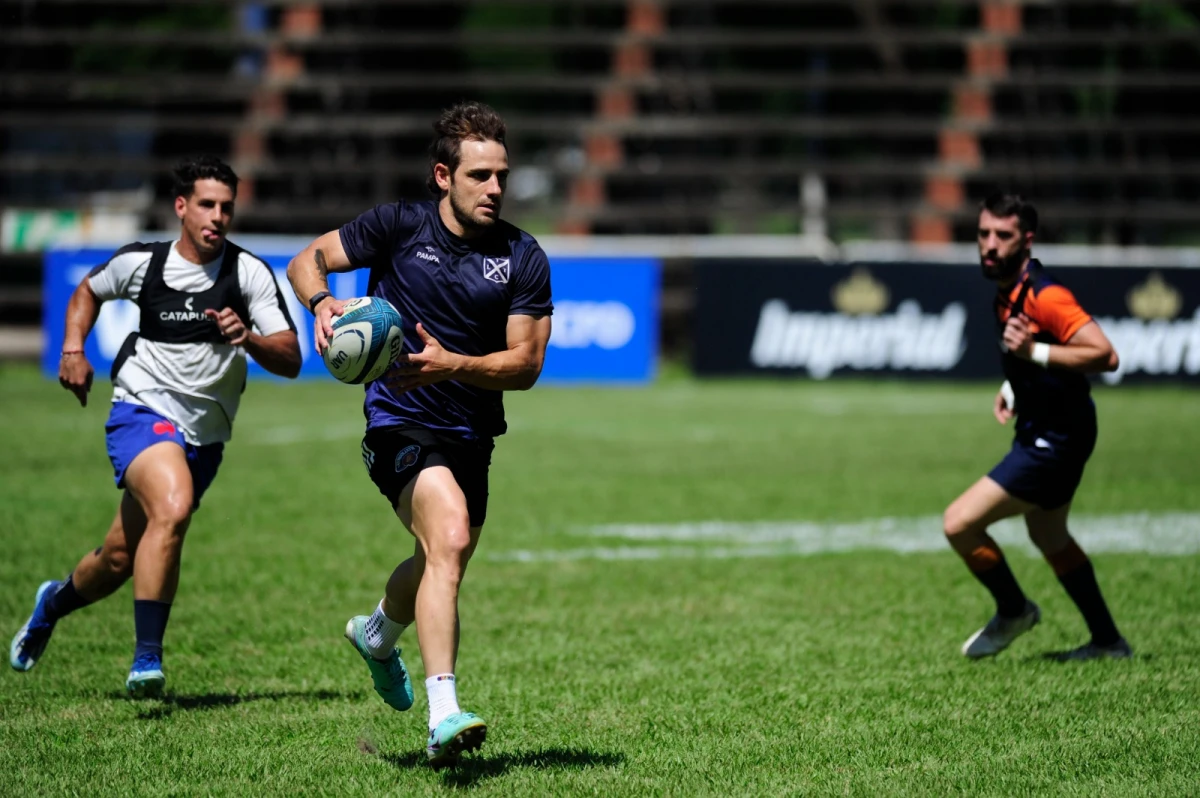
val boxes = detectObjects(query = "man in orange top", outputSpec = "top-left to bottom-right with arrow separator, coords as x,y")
943,193 -> 1131,661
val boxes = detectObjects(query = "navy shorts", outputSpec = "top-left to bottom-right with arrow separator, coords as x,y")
105,402 -> 224,510
361,426 -> 493,527
988,415 -> 1097,511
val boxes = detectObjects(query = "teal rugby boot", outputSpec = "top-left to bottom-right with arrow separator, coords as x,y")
344,616 -> 414,711
426,712 -> 487,769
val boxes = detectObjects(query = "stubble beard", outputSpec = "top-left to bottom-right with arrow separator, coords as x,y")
449,186 -> 497,236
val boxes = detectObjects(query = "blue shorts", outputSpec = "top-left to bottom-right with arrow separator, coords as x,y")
105,402 -> 224,510
988,416 -> 1097,511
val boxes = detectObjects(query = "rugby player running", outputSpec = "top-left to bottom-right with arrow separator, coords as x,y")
286,102 -> 552,767
943,193 -> 1131,661
10,156 -> 302,695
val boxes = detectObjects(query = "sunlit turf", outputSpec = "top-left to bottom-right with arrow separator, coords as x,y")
2,364 -> 1198,795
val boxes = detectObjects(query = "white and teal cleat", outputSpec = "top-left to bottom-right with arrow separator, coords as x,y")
126,655 -> 165,699
344,616 -> 414,711
10,580 -> 59,672
426,712 -> 487,770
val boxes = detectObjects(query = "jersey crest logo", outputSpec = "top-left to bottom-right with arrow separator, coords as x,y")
483,257 -> 510,284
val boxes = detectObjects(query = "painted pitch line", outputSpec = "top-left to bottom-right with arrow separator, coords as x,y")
486,512 -> 1200,563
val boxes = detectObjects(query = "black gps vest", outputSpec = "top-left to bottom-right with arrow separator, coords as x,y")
110,241 -> 250,381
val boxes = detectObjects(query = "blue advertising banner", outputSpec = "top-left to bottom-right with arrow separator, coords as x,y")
42,246 -> 659,384
541,257 -> 659,383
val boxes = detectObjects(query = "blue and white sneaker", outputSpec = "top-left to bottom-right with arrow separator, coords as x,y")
344,616 -> 414,711
426,712 -> 487,769
10,580 -> 59,672
126,654 -> 165,699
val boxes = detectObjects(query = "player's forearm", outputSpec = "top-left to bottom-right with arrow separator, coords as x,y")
286,244 -> 331,308
63,280 -> 102,351
450,349 -> 543,391
1034,343 -> 1119,374
245,331 -> 303,379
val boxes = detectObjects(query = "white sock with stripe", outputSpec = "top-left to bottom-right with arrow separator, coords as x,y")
426,673 -> 460,730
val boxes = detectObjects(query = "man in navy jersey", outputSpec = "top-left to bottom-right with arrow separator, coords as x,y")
9,156 -> 302,696
287,102 -> 552,768
943,194 -> 1130,661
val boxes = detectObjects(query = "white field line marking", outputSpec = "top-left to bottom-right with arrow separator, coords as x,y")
486,512 -> 1200,563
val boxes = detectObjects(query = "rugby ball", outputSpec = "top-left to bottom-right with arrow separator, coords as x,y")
322,297 -> 404,385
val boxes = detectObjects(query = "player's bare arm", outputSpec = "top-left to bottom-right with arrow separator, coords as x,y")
202,305 -> 302,378
58,276 -> 103,406
385,314 -> 551,394
1002,315 -> 1119,373
286,230 -> 358,352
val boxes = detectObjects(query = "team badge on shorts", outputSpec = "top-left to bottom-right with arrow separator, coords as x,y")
483,257 -> 510,284
395,444 -> 421,472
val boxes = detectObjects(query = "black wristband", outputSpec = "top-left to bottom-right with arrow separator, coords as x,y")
307,291 -> 333,315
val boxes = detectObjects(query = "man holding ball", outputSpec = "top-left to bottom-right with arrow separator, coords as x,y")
286,101 -> 553,768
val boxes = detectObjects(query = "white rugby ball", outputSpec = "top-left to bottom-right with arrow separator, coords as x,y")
322,296 -> 404,385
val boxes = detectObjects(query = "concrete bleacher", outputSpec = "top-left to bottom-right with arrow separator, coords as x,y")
2,0 -> 1199,246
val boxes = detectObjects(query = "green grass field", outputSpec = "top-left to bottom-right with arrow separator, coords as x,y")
2,364 -> 1199,796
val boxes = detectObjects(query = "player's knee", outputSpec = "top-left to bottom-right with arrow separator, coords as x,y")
1028,524 -> 1070,554
945,504 -> 964,535
104,546 -> 133,578
943,503 -> 974,538
146,497 -> 192,534
425,519 -> 472,567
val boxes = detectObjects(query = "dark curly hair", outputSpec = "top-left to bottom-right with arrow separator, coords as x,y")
426,102 -> 508,195
981,192 -> 1038,234
172,155 -> 239,199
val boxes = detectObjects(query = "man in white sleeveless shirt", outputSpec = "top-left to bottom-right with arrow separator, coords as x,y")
9,156 -> 302,697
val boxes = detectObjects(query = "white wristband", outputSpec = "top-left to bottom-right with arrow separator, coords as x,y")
1031,342 -> 1051,367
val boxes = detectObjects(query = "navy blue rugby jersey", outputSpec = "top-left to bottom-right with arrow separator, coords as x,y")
339,200 -> 553,440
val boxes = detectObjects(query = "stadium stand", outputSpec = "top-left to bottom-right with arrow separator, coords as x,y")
2,0 -> 1199,248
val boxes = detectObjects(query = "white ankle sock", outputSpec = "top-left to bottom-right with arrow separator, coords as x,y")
426,673 -> 460,730
363,600 -> 407,660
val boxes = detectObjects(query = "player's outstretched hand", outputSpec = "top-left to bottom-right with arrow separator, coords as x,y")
383,323 -> 459,393
58,352 -> 94,407
312,296 -> 346,354
1002,314 -> 1034,359
993,386 -> 1015,425
204,307 -> 250,346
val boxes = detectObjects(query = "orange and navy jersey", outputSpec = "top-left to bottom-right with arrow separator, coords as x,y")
994,260 -> 1095,423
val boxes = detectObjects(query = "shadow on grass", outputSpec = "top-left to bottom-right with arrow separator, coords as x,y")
104,689 -> 365,720
377,747 -> 624,787
1034,649 -> 1150,663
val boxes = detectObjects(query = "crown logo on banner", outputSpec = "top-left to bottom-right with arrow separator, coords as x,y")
1126,272 -> 1182,321
831,268 -> 890,315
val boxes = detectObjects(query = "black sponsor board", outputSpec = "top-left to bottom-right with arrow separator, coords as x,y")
693,259 -> 1200,384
